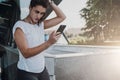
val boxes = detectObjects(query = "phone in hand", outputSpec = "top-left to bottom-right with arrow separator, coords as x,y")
56,25 -> 66,34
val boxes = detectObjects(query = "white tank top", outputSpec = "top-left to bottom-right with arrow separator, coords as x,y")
13,21 -> 45,73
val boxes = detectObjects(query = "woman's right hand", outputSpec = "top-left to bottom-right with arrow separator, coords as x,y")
47,31 -> 61,45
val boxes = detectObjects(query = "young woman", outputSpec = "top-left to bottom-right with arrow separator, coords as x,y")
12,0 -> 66,80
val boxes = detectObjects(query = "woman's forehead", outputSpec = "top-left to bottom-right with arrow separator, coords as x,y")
31,5 -> 46,12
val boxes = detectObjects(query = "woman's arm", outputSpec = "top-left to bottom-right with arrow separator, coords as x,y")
44,1 -> 66,29
14,28 -> 61,58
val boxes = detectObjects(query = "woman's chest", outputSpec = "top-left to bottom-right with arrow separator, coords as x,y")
25,26 -> 45,46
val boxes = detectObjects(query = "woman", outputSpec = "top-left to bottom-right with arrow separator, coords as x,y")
12,0 -> 66,80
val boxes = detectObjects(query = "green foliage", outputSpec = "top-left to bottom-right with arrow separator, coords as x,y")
80,0 -> 120,43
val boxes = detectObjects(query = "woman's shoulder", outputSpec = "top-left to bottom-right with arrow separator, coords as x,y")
13,20 -> 28,30
13,20 -> 27,34
14,20 -> 30,27
15,20 -> 25,24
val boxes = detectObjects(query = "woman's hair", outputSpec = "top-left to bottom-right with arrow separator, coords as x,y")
30,0 -> 49,8
30,0 -> 49,23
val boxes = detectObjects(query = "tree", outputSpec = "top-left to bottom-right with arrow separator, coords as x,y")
80,0 -> 120,43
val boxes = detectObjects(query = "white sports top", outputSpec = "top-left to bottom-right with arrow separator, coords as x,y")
13,21 -> 45,73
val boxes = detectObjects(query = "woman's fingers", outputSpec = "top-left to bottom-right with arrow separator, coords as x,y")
48,31 -> 61,44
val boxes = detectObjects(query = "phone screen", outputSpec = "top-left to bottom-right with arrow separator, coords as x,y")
56,25 -> 66,33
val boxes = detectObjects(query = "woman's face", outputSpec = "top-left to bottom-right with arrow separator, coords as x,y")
29,5 -> 46,24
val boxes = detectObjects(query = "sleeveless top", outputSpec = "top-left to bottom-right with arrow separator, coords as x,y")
13,21 -> 45,73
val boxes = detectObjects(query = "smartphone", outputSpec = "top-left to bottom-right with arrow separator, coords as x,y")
56,25 -> 66,34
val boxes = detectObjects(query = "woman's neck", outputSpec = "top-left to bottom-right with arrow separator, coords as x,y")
23,16 -> 35,24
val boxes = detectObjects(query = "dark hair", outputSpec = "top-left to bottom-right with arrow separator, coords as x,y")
30,0 -> 49,23
30,0 -> 49,8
